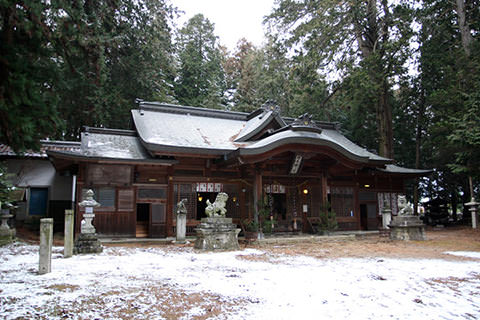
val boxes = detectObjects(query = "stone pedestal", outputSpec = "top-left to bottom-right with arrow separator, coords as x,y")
389,215 -> 426,241
0,209 -> 15,245
39,218 -> 53,274
194,217 -> 240,251
175,213 -> 187,244
73,233 -> 103,254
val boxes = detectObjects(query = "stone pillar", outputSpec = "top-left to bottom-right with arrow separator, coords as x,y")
64,210 -> 74,258
39,218 -> 53,275
465,199 -> 479,229
176,213 -> 187,243
382,199 -> 392,229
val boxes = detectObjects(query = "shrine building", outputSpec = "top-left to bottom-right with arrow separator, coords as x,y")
47,101 -> 430,238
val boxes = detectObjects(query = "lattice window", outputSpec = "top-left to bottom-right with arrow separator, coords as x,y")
151,203 -> 166,223
82,187 -> 115,209
138,188 -> 166,200
330,187 -> 354,217
118,189 -> 134,211
223,184 -> 240,218
378,193 -> 399,215
173,184 -> 197,220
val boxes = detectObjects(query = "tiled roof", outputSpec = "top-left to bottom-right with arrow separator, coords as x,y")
0,141 -> 81,158
132,101 -> 392,164
47,127 -> 176,165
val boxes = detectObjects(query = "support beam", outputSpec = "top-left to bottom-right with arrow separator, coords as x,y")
253,169 -> 263,226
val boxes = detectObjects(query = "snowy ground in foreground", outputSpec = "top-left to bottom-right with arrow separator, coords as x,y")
1,243 -> 479,320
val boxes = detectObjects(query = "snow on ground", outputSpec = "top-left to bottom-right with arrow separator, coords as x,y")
1,242 -> 479,319
444,251 -> 480,259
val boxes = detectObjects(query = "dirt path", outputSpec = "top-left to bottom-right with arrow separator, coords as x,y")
251,226 -> 480,261
14,225 -> 480,261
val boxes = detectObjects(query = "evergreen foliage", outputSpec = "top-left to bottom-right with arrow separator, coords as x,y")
0,0 -> 479,204
175,14 -> 226,109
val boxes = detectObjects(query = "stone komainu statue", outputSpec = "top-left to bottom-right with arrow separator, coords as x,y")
397,195 -> 413,215
176,198 -> 188,215
205,192 -> 228,217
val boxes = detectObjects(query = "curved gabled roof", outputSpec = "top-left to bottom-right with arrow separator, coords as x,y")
238,127 -> 392,164
234,110 -> 286,142
131,101 -> 393,165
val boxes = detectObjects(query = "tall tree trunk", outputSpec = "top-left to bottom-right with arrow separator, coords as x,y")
456,0 -> 475,200
413,87 -> 425,215
377,80 -> 393,159
456,0 -> 473,58
353,0 -> 394,159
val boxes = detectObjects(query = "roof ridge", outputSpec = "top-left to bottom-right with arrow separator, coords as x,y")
138,101 -> 248,121
40,140 -> 81,146
83,126 -> 137,136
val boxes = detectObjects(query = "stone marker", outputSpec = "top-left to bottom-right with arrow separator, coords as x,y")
175,199 -> 188,244
64,210 -> 74,258
465,199 -> 478,229
39,218 -> 53,275
389,195 -> 426,241
194,192 -> 240,251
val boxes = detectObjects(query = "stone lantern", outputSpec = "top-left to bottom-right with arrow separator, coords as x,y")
73,189 -> 103,254
465,198 -> 479,229
0,202 -> 16,245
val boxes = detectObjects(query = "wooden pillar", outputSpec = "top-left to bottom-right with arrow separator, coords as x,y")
239,182 -> 246,220
355,184 -> 361,230
321,172 -> 328,204
253,169 -> 262,224
166,167 -> 174,237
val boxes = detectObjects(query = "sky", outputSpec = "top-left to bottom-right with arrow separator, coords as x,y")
173,0 -> 276,51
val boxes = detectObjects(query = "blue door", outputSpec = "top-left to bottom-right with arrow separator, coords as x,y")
29,188 -> 48,216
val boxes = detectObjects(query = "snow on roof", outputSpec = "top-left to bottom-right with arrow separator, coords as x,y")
235,110 -> 286,142
132,102 -> 393,164
0,141 -> 81,158
240,127 -> 391,163
81,129 -> 150,160
379,164 -> 433,175
48,128 -> 176,165
133,108 -> 246,154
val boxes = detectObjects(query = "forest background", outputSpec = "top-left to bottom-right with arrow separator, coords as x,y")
0,0 -> 479,213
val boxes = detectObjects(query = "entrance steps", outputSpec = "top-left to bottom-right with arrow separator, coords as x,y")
136,222 -> 148,238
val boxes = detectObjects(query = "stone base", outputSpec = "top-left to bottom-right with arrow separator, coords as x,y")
389,215 -> 426,241
73,233 -> 103,254
0,228 -> 15,246
194,217 -> 240,251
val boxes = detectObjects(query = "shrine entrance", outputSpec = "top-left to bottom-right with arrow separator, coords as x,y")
136,203 -> 149,238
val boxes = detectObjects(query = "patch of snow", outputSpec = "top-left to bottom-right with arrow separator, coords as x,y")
444,251 -> 480,259
0,243 -> 479,319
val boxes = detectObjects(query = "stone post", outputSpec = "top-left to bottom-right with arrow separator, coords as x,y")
64,210 -> 74,258
465,199 -> 479,229
175,199 -> 188,244
39,218 -> 53,275
382,199 -> 392,229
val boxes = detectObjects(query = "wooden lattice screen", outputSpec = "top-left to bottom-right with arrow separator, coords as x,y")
330,187 -> 354,217
173,184 -> 197,220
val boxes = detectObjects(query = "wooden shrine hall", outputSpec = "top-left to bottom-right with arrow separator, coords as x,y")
48,101 -> 430,238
